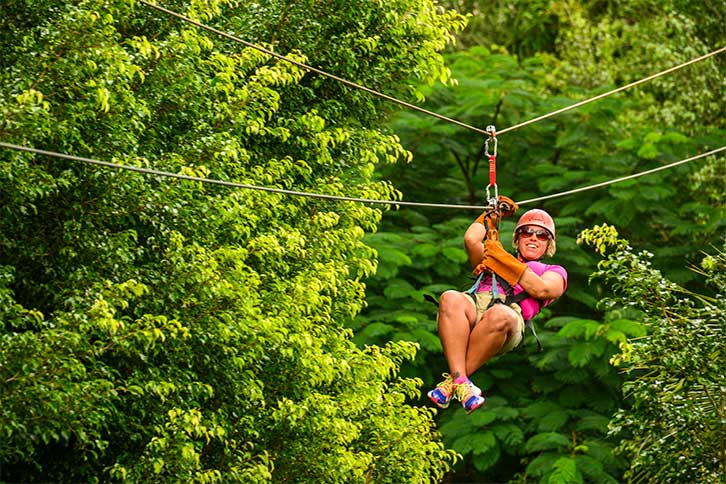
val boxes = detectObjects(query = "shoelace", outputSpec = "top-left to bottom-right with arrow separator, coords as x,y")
456,381 -> 478,402
436,374 -> 455,396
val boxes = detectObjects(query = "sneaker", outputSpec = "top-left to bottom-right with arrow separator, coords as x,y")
455,379 -> 486,414
427,373 -> 456,409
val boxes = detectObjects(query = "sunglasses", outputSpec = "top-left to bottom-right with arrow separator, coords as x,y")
517,226 -> 551,241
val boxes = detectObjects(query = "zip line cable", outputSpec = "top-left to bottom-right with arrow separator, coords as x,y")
0,142 -> 482,209
515,146 -> 726,205
3,6 -> 724,210
137,0 -> 488,135
2,141 -> 723,209
497,46 -> 726,136
138,0 -> 725,138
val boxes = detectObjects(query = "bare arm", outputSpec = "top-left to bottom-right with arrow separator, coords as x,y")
518,268 -> 566,300
463,222 -> 487,267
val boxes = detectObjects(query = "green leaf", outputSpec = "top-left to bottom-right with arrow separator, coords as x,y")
636,143 -> 659,159
473,432 -> 497,454
382,279 -> 417,299
609,319 -> 647,337
472,439 -> 500,472
353,322 -> 395,342
643,131 -> 662,144
558,319 -> 600,339
526,452 -> 561,477
411,243 -> 440,258
573,454 -> 608,481
575,414 -> 610,433
524,432 -> 571,453
469,410 -> 497,427
491,423 -> 524,448
522,401 -> 562,420
567,342 -> 593,367
538,410 -> 570,432
547,456 -> 583,484
452,431 -> 495,456
407,328 -> 442,352
554,367 -> 591,384
442,246 -> 467,263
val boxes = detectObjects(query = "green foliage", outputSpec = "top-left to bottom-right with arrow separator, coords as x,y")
583,225 -> 726,484
220,0 -> 467,123
439,0 -> 558,57
356,214 -> 630,482
359,2 -> 724,482
0,0 -> 466,481
384,2 -> 725,287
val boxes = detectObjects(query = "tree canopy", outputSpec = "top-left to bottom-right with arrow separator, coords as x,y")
0,0 -> 466,482
1,0 -> 725,483
357,0 -> 724,482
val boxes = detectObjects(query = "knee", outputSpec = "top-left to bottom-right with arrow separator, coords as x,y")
438,290 -> 462,315
437,291 -> 473,329
482,305 -> 518,333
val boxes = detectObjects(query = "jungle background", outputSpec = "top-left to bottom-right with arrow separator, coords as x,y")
1,0 -> 724,483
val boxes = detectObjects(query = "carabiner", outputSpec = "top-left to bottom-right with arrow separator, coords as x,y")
484,125 -> 497,158
485,184 -> 499,206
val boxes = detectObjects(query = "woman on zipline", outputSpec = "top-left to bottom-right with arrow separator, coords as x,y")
427,207 -> 567,414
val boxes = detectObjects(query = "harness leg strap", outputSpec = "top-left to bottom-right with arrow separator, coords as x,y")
525,320 -> 544,352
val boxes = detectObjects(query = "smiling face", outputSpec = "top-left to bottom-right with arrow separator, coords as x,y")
516,225 -> 551,261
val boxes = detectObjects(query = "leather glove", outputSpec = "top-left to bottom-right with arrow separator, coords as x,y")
479,239 -> 527,285
473,261 -> 488,277
475,195 -> 519,228
497,195 -> 518,218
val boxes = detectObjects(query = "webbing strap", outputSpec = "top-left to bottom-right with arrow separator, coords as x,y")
466,271 -> 485,294
525,320 -> 544,352
484,126 -> 498,203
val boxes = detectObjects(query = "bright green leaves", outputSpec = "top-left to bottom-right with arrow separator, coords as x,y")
548,456 -> 583,484
556,317 -> 645,368
585,227 -> 726,483
109,408 -> 272,484
1,0 -> 466,481
216,0 -> 466,126
576,224 -> 624,256
262,339 -> 457,484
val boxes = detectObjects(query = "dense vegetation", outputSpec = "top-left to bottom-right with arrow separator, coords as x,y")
1,0 -> 464,482
357,0 -> 725,482
1,0 -> 724,483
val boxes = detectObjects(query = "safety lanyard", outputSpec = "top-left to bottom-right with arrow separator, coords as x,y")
484,125 -> 499,301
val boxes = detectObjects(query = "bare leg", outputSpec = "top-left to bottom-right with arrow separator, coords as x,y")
437,290 -> 478,378
465,304 -> 519,375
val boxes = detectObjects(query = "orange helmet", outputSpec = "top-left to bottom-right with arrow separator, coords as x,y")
514,209 -> 555,240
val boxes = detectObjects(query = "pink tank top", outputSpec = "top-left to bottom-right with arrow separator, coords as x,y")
477,261 -> 568,320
